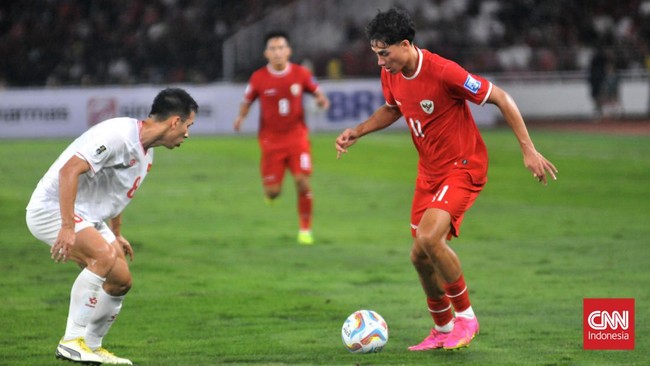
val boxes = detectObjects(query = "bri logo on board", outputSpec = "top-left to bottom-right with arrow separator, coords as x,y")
583,298 -> 634,350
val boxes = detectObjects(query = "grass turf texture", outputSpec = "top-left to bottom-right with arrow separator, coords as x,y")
1,129 -> 648,365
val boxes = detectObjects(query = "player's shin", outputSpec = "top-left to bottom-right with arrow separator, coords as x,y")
63,269 -> 105,340
298,190 -> 312,230
427,297 -> 454,331
444,274 -> 475,319
84,289 -> 124,350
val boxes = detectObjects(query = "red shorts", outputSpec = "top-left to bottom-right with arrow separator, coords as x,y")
410,173 -> 485,239
259,135 -> 311,186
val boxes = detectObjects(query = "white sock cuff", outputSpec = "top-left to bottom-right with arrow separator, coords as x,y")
435,321 -> 454,333
455,306 -> 475,319
81,268 -> 106,285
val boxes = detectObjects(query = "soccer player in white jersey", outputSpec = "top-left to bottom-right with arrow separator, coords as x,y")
26,88 -> 198,365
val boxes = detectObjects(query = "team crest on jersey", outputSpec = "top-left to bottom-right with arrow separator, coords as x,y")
94,145 -> 108,157
420,100 -> 434,114
290,83 -> 302,96
464,74 -> 481,94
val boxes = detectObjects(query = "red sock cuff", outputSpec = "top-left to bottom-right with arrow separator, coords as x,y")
426,297 -> 453,326
444,274 -> 467,297
444,274 -> 471,312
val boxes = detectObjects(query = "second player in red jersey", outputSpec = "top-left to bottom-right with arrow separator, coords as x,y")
234,31 -> 329,245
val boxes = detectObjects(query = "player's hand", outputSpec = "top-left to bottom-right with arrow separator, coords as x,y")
51,226 -> 75,263
115,235 -> 134,261
233,117 -> 244,132
335,128 -> 359,159
316,95 -> 330,110
523,149 -> 557,185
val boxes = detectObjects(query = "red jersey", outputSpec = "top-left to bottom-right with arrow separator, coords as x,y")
244,63 -> 320,143
381,48 -> 492,184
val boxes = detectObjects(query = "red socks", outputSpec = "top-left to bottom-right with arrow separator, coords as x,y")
298,190 -> 312,231
444,274 -> 471,313
427,297 -> 453,327
427,274 -> 472,326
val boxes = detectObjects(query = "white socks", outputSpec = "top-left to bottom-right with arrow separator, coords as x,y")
435,321 -> 454,333
63,268 -> 105,340
62,268 -> 125,350
434,306 -> 476,333
455,306 -> 475,319
85,289 -> 124,350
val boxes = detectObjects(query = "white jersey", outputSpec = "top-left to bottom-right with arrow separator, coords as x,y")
27,117 -> 154,223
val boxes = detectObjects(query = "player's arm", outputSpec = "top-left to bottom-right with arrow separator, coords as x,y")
487,85 -> 558,184
335,104 -> 402,159
313,89 -> 330,110
233,101 -> 252,132
52,155 -> 91,262
109,214 -> 134,261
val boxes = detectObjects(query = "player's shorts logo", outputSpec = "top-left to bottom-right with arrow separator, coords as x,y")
583,298 -> 634,350
420,100 -> 434,114
464,75 -> 481,94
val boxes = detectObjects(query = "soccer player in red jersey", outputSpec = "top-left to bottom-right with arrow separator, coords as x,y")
234,31 -> 330,245
335,9 -> 557,350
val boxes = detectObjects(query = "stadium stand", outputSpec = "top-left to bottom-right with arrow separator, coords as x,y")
0,0 -> 648,86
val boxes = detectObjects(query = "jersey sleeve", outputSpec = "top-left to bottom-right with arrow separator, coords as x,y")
380,69 -> 397,106
441,61 -> 492,106
301,66 -> 320,94
243,73 -> 259,103
75,128 -> 126,177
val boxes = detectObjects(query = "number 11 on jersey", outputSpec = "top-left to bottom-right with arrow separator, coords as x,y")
409,118 -> 425,137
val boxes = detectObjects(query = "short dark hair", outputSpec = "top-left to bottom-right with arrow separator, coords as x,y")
365,8 -> 415,46
149,88 -> 198,122
264,30 -> 290,46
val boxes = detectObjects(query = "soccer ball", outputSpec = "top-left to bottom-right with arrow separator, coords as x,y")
341,309 -> 389,353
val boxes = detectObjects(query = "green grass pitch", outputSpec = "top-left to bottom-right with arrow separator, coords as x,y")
1,128 -> 648,365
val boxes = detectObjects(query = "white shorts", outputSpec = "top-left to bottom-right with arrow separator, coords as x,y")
26,208 -> 116,246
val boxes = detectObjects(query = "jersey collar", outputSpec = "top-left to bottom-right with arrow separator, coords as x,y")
402,47 -> 423,80
138,120 -> 148,154
267,63 -> 291,76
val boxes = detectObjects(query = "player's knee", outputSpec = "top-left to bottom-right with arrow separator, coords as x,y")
265,186 -> 281,199
413,232 -> 432,249
90,244 -> 118,275
297,183 -> 311,195
105,282 -> 131,297
266,191 -> 280,200
294,176 -> 310,193
109,277 -> 132,296
413,232 -> 446,259
105,268 -> 132,296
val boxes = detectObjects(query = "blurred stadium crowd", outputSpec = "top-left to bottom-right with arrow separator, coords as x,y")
0,0 -> 648,86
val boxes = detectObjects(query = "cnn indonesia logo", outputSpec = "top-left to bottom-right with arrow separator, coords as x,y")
583,298 -> 634,350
